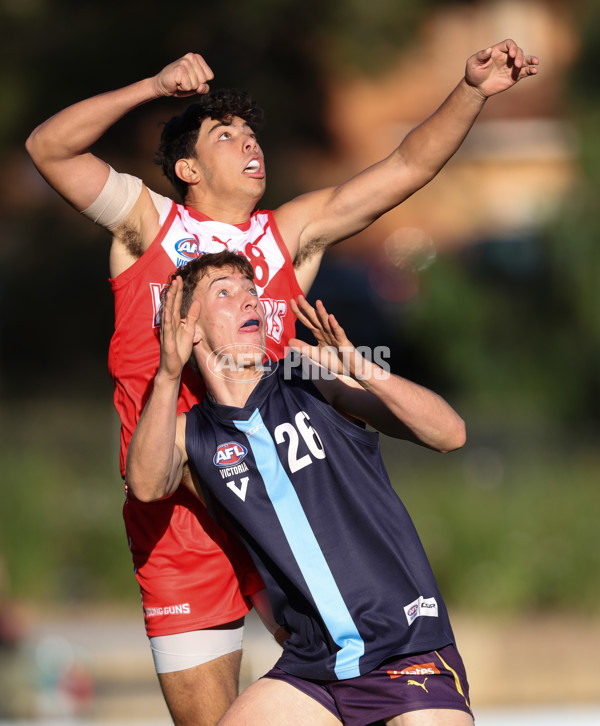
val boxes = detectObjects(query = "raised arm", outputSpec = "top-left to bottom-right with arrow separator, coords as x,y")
126,277 -> 201,501
289,297 -> 466,453
25,53 -> 213,213
276,39 -> 539,283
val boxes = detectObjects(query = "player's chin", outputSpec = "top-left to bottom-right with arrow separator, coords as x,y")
234,334 -> 267,356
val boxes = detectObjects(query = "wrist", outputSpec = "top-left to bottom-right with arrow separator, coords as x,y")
154,368 -> 182,390
144,74 -> 168,100
460,76 -> 489,103
352,358 -> 389,388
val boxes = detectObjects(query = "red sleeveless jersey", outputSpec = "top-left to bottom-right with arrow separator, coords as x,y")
108,200 -> 302,636
109,202 -> 302,476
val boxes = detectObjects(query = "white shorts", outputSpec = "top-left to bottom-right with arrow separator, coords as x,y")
149,625 -> 244,674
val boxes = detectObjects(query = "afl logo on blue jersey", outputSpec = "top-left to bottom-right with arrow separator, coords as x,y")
213,442 -> 248,467
175,238 -> 201,260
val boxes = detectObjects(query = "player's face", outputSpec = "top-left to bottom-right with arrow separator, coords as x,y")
192,266 -> 266,370
194,116 -> 266,201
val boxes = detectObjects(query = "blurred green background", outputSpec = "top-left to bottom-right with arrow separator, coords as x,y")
1,0 -> 599,622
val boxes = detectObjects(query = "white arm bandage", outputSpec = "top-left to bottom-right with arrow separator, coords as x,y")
81,165 -> 166,230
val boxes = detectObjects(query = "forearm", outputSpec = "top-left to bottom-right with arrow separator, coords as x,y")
285,80 -> 488,252
359,364 -> 466,452
25,76 -> 162,211
126,372 -> 184,501
291,297 -> 466,451
26,77 -> 159,164
396,77 -> 487,185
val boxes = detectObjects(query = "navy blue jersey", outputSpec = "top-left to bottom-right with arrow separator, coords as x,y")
185,359 -> 454,681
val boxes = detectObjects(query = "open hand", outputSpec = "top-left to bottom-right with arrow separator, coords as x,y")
159,276 -> 201,380
289,296 -> 367,380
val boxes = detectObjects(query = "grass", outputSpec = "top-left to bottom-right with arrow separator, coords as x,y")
1,400 -> 598,616
0,400 -> 138,605
382,429 -> 600,615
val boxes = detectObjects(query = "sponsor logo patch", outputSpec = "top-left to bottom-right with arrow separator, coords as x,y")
407,677 -> 429,692
403,596 -> 439,626
144,602 -> 191,617
388,662 -> 440,679
175,237 -> 201,260
214,442 -> 248,467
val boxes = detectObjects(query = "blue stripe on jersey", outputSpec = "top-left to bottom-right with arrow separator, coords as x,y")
234,408 -> 365,679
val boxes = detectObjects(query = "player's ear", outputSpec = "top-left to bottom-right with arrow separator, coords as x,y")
192,322 -> 203,345
175,158 -> 200,185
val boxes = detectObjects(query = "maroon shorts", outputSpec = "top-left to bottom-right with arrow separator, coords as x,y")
263,643 -> 472,726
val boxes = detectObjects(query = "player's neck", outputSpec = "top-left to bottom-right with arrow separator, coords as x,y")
185,190 -> 258,226
205,371 -> 262,409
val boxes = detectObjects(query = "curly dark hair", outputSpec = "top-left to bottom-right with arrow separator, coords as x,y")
155,89 -> 264,202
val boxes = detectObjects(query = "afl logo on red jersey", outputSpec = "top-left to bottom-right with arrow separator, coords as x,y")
213,442 -> 248,467
175,237 -> 201,260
